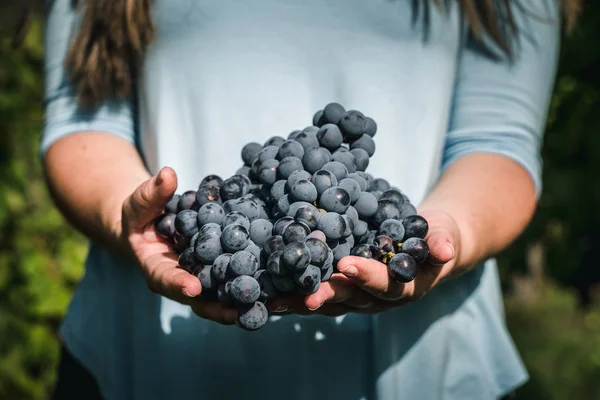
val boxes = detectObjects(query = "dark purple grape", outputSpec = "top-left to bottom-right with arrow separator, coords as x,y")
341,215 -> 355,237
317,212 -> 346,240
374,200 -> 401,226
278,156 -> 303,180
294,130 -> 320,151
312,169 -> 338,197
197,203 -> 225,226
398,202 -> 418,219
258,145 -> 280,164
350,134 -> 375,157
276,194 -> 291,216
332,151 -> 357,174
290,179 -> 318,203
229,275 -> 261,304
194,234 -> 223,264
270,180 -> 288,202
212,253 -> 232,283
379,190 -> 405,207
165,195 -> 180,214
331,238 -> 352,262
282,221 -> 310,244
155,213 -> 176,239
282,242 -> 311,271
350,244 -> 373,259
200,222 -> 221,237
193,265 -> 216,290
353,220 -> 368,238
338,178 -> 361,204
364,117 -> 377,137
249,219 -> 273,247
322,161 -> 348,181
195,184 -> 222,207
387,253 -> 418,283
309,230 -> 327,242
264,136 -> 286,148
402,215 -> 429,239
228,251 -> 259,277
178,190 -> 197,211
242,142 -> 263,166
321,264 -> 334,281
313,109 -> 326,127
273,216 -> 294,236
220,175 -> 250,201
317,124 -> 344,150
277,140 -> 305,160
286,170 -> 312,191
304,238 -> 329,266
378,219 -> 406,243
220,224 -> 250,253
303,147 -> 332,174
319,187 -> 351,214
368,178 -> 390,193
177,247 -> 197,273
339,110 -> 366,139
175,210 -> 199,237
401,238 -> 430,264
350,148 -> 370,171
222,211 -> 250,230
323,102 -> 346,124
263,235 -> 285,255
294,265 -> 321,294
267,250 -> 287,277
294,205 -> 321,230
258,159 -> 279,185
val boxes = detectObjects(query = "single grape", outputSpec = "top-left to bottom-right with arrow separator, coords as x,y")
278,156 -> 303,180
267,250 -> 287,277
220,224 -> 250,253
222,211 -> 250,230
197,203 -> 225,226
264,136 -> 286,148
294,265 -> 321,293
193,265 -> 216,290
220,175 -> 250,201
282,241 -> 311,271
401,237 -> 430,264
304,238 -> 329,266
323,102 -> 346,124
378,219 -> 406,243
195,184 -> 222,207
165,195 -> 180,214
263,235 -> 285,255
317,212 -> 346,240
312,169 -> 338,197
402,215 -> 429,239
175,210 -> 199,237
341,215 -> 355,237
177,190 -> 197,211
321,264 -> 334,281
277,140 -> 305,160
290,179 -> 318,203
229,275 -> 261,304
313,109 -> 325,127
288,130 -> 302,140
249,219 -> 274,246
319,187 -> 351,214
374,235 -> 394,254
302,147 -> 332,174
332,151 -> 357,174
242,142 -> 263,166
286,170 -> 312,191
294,205 -> 321,230
368,178 -> 391,193
282,221 -> 311,244
194,234 -> 223,264
353,220 -> 369,238
200,222 -> 222,237
258,159 -> 279,185
177,247 -> 197,273
350,244 -> 374,259
364,117 -> 377,137
294,130 -> 320,151
350,134 -> 375,157
276,194 -> 291,216
155,213 -> 176,239
374,200 -> 401,226
212,253 -> 232,283
387,253 -> 418,283
200,175 -> 223,188
350,148 -> 370,172
322,161 -> 348,181
258,145 -> 280,164
339,110 -> 367,139
286,201 -> 315,218
228,251 -> 259,277
332,238 -> 352,262
338,178 -> 361,204
317,124 -> 344,150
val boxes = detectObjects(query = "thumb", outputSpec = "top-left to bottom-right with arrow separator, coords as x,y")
425,230 -> 456,267
124,167 -> 178,230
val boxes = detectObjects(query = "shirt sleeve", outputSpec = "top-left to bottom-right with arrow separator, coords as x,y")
441,1 -> 561,197
41,0 -> 136,157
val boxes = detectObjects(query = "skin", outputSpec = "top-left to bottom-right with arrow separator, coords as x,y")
44,133 -> 535,320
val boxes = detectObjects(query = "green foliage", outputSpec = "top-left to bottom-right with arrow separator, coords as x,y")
0,19 -> 87,400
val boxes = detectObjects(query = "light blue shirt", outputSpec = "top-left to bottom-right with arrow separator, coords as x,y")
42,1 -> 560,399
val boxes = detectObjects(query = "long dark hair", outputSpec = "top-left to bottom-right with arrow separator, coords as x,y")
45,0 -> 582,106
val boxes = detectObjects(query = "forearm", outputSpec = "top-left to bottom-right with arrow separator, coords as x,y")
43,133 -> 151,255
419,153 -> 537,269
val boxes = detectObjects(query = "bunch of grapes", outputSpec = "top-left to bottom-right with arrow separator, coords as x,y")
154,103 -> 430,331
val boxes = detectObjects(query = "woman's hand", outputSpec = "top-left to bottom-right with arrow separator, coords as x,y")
121,167 -> 238,325
268,210 -> 460,315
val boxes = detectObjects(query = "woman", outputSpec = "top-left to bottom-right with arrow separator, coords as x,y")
43,0 -> 575,399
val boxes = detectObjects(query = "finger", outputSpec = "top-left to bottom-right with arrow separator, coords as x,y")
143,252 -> 202,302
190,300 -> 239,325
124,167 -> 178,231
336,256 -> 412,300
303,279 -> 376,310
425,230 -> 456,266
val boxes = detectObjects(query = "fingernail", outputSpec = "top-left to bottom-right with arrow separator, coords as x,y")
155,168 -> 164,186
182,288 -> 195,297
339,265 -> 358,276
447,243 -> 456,259
308,303 -> 323,311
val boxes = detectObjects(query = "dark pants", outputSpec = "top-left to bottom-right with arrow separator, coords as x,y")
52,345 -> 103,400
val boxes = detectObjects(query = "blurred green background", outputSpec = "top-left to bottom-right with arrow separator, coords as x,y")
2,4 -> 600,400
